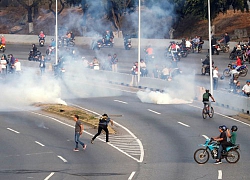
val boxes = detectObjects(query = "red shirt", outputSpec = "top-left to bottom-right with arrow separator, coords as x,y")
1,37 -> 6,45
235,58 -> 242,66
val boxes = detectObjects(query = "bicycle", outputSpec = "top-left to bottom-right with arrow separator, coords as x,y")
202,101 -> 214,119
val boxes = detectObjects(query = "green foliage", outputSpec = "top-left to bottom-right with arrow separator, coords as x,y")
183,0 -> 250,20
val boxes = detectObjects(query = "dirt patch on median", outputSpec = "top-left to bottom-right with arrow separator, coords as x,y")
34,103 -> 116,134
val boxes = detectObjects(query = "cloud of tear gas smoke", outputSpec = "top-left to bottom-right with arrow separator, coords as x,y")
137,74 -> 195,104
0,68 -> 66,110
125,2 -> 175,39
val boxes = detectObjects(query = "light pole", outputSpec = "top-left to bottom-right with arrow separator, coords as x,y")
137,0 -> 141,84
208,0 -> 213,94
55,0 -> 58,65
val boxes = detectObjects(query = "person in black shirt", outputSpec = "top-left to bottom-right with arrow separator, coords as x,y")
212,125 -> 228,164
91,114 -> 114,143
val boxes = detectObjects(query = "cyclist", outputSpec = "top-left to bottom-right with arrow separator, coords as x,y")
202,89 -> 215,114
212,125 -> 227,164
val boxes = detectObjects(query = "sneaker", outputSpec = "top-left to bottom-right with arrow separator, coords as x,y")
106,141 -> 110,143
83,144 -> 87,150
214,160 -> 222,164
73,148 -> 79,152
91,139 -> 94,144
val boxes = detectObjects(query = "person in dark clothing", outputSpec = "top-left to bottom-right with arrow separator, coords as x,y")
212,125 -> 228,164
211,36 -> 217,55
73,115 -> 87,151
91,114 -> 114,144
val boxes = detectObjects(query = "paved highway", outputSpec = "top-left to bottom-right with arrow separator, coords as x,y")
1,43 -> 250,179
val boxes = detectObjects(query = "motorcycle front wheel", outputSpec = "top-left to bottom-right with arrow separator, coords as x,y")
239,68 -> 248,77
194,148 -> 209,164
225,149 -> 240,163
223,69 -> 231,77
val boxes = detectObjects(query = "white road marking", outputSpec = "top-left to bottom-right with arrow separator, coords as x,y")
218,170 -> 222,179
114,99 -> 128,104
57,155 -> 68,163
7,128 -> 20,134
147,109 -> 161,114
128,171 -> 136,180
35,141 -> 45,147
44,172 -> 55,180
178,121 -> 190,127
189,104 -> 250,127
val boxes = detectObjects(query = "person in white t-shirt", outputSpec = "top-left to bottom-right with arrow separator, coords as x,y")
14,59 -> 21,73
213,66 -> 219,90
242,80 -> 250,97
0,54 -> 7,74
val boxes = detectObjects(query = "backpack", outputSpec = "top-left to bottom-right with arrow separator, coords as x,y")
203,93 -> 209,101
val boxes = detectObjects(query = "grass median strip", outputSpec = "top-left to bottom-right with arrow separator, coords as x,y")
34,103 -> 116,134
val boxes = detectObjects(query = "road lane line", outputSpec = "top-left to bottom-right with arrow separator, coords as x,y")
57,155 -> 68,163
188,104 -> 250,127
29,107 -> 145,163
35,141 -> 45,147
178,122 -> 190,127
7,128 -> 20,134
218,170 -> 222,179
128,171 -> 136,180
148,109 -> 161,114
114,99 -> 128,104
44,172 -> 55,180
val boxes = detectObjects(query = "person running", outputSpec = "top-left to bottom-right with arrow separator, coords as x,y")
73,115 -> 87,151
91,114 -> 114,144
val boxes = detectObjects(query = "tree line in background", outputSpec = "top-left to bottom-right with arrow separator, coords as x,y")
2,0 -> 250,37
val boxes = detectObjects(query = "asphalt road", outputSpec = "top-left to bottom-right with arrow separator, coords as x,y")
1,43 -> 250,179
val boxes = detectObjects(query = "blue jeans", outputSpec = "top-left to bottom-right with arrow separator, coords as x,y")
213,77 -> 218,90
75,132 -> 85,149
217,144 -> 223,160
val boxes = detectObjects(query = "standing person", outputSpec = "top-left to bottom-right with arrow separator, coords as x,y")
9,54 -> 16,73
91,114 -> 114,144
213,66 -> 219,90
111,53 -> 118,72
73,115 -> 87,151
212,125 -> 228,164
0,54 -> 8,74
242,80 -> 250,96
39,55 -> 46,75
14,59 -> 21,74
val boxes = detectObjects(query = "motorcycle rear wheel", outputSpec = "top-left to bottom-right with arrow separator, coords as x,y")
194,148 -> 209,164
239,68 -> 248,77
225,149 -> 240,163
223,69 -> 231,77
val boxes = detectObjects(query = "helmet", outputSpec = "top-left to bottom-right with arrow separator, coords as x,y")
231,125 -> 238,131
220,76 -> 225,80
219,125 -> 227,131
51,38 -> 54,41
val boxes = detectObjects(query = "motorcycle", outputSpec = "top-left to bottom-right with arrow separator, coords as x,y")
0,44 -> 6,53
38,36 -> 45,47
220,43 -> 230,53
28,49 -> 41,61
223,63 -> 248,77
212,43 -> 221,55
194,138 -> 240,164
92,38 -> 113,50
124,37 -> 132,50
58,37 -> 75,47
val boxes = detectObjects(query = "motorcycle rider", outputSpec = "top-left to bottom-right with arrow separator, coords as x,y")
38,31 -> 45,43
212,125 -> 228,164
32,44 -> 38,57
123,34 -> 131,47
232,55 -> 242,71
211,36 -> 217,55
102,30 -> 114,44
1,35 -> 6,46
220,32 -> 230,45
202,89 -> 215,114
192,35 -> 200,52
222,125 -> 238,151
201,55 -> 214,74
